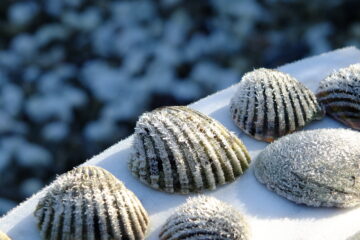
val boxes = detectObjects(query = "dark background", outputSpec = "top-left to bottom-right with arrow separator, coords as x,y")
0,0 -> 359,214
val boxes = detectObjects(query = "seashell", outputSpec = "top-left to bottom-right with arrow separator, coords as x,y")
254,128 -> 360,207
316,63 -> 360,130
129,106 -> 251,194
230,68 -> 324,142
0,232 -> 11,240
34,166 -> 149,240
159,196 -> 250,240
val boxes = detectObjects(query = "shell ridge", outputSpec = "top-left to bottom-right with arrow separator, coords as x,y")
74,187 -> 84,239
121,190 -> 144,240
61,190 -> 74,239
175,110 -> 228,185
145,119 -> 175,192
268,75 -> 281,138
288,81 -> 306,128
102,179 -> 123,239
127,192 -> 149,234
141,120 -> 166,189
254,76 -> 266,134
49,194 -> 65,240
155,116 -> 191,193
131,131 -> 148,181
213,127 -> 243,175
170,114 -> 216,190
91,178 -> 110,240
182,118 -> 217,190
187,113 -> 235,182
277,74 -> 296,133
164,115 -> 205,191
245,81 -> 257,135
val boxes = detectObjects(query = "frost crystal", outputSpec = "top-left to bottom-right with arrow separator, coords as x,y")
317,63 -> 360,130
254,128 -> 360,208
129,106 -> 251,194
230,68 -> 324,142
159,196 -> 250,240
34,166 -> 149,240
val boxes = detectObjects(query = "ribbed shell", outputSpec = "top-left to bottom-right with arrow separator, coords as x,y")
316,63 -> 360,130
254,129 -> 360,207
230,68 -> 324,142
129,106 -> 251,194
34,166 -> 149,240
0,232 -> 11,240
159,196 -> 250,240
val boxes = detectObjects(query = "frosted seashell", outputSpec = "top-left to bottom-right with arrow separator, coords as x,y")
0,232 -> 11,240
317,63 -> 360,130
34,166 -> 149,240
129,106 -> 251,194
159,196 -> 250,240
254,128 -> 360,207
230,68 -> 324,142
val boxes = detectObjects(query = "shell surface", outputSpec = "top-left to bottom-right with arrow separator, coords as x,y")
317,63 -> 360,130
34,166 -> 149,240
254,128 -> 360,207
159,196 -> 250,240
129,106 -> 251,194
0,232 -> 11,240
230,68 -> 324,142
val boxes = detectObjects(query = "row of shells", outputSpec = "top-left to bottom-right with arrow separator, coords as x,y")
31,166 -> 250,240
3,64 -> 360,239
230,63 -> 360,142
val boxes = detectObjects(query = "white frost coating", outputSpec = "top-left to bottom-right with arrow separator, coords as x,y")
230,68 -> 324,142
129,106 -> 251,194
159,196 -> 250,240
254,128 -> 360,208
34,166 -> 149,240
2,47 -> 360,240
317,63 -> 360,130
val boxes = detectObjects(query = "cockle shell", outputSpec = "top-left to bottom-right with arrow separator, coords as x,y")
34,166 -> 149,240
129,106 -> 251,194
254,128 -> 360,207
159,196 -> 250,240
0,232 -> 11,240
230,68 -> 324,142
316,63 -> 360,130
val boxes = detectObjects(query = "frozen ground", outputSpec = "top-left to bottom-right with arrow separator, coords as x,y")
1,47 -> 360,240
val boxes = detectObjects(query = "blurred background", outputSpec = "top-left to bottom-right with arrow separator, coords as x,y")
0,0 -> 359,215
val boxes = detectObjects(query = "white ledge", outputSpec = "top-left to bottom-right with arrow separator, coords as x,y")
1,46 -> 360,240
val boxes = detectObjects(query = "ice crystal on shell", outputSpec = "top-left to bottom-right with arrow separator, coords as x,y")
129,106 -> 251,194
230,68 -> 324,142
0,231 -> 11,240
317,63 -> 360,130
254,128 -> 360,207
34,166 -> 149,240
159,196 -> 250,240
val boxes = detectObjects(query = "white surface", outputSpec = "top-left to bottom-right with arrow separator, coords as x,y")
1,46 -> 360,240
